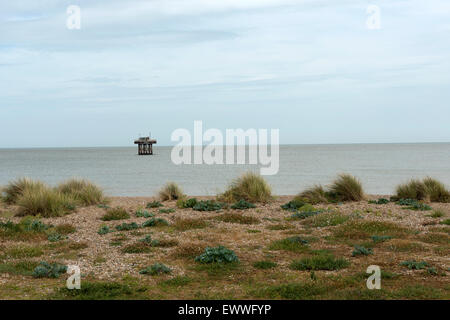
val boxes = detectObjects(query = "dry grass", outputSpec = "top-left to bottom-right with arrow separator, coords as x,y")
57,179 -> 106,206
297,185 -> 329,204
329,174 -> 365,201
2,178 -> 47,205
423,177 -> 450,202
16,188 -> 76,217
395,177 -> 450,202
396,179 -> 428,201
219,172 -> 272,203
159,182 -> 185,201
173,218 -> 209,231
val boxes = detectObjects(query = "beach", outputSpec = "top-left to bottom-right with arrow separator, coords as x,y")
1,194 -> 448,299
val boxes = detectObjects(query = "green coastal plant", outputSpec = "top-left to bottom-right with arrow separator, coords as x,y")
32,261 -> 67,278
407,203 -> 432,211
369,198 -> 390,205
231,199 -> 256,210
400,260 -> 428,270
135,209 -> 154,218
47,233 -> 68,242
146,201 -> 163,208
177,198 -> 198,209
195,246 -> 239,264
281,199 -> 306,211
371,235 -> 392,243
352,245 -> 373,256
193,200 -> 226,212
115,222 -> 139,231
142,218 -> 169,227
139,263 -> 171,275
97,225 -> 111,235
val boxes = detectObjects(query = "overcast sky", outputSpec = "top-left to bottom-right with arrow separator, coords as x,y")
1,0 -> 449,148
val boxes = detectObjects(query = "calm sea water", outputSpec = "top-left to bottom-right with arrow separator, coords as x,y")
0,143 -> 449,196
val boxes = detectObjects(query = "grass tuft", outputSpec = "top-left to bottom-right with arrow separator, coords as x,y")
2,178 -> 47,204
101,207 -> 130,221
214,213 -> 260,225
159,182 -> 185,201
290,253 -> 349,271
329,174 -> 365,201
57,179 -> 106,206
219,172 -> 272,203
16,188 -> 76,217
298,185 -> 329,204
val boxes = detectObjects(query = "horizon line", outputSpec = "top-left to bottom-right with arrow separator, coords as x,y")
1,141 -> 449,150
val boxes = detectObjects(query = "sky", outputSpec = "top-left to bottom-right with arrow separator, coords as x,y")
1,0 -> 450,148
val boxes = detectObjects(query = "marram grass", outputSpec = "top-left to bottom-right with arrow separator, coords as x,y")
219,172 -> 272,203
57,178 -> 106,206
159,182 -> 185,201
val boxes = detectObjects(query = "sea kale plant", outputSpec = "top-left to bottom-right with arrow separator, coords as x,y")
352,245 -> 373,256
139,263 -> 171,275
231,199 -> 256,210
195,246 -> 239,264
32,261 -> 67,278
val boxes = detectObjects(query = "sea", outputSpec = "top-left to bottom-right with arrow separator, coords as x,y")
0,143 -> 449,196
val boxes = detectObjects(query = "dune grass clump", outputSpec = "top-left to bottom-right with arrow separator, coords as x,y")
219,172 -> 272,203
298,185 -> 329,204
1,178 -> 47,205
296,174 -> 365,204
395,177 -> 449,202
396,179 -> 427,201
16,188 -> 76,217
121,242 -> 152,254
423,177 -> 450,202
159,182 -> 185,201
101,207 -> 130,221
329,174 -> 365,202
57,179 -> 106,206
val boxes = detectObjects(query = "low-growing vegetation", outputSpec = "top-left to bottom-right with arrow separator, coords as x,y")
290,253 -> 349,271
101,207 -> 130,221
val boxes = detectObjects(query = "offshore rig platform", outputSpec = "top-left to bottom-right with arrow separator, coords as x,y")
134,135 -> 157,155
